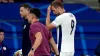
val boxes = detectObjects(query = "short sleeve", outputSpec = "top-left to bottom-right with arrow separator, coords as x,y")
30,25 -> 41,35
51,16 -> 62,27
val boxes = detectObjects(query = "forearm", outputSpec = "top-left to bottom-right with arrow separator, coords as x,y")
46,12 -> 51,27
50,38 -> 59,55
52,43 -> 59,55
32,37 -> 42,51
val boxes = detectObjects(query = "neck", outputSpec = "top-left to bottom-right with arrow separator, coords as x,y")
31,19 -> 39,24
60,9 -> 65,15
24,14 -> 29,19
24,16 -> 27,20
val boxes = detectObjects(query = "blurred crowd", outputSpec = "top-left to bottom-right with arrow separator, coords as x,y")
0,0 -> 14,3
0,0 -> 62,3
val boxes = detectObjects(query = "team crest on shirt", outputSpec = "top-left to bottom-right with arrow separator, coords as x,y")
23,25 -> 26,29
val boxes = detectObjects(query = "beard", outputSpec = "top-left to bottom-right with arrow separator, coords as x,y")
55,12 -> 60,16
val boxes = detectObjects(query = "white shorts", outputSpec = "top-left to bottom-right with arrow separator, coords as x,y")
60,52 -> 74,56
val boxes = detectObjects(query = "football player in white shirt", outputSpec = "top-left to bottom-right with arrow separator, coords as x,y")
46,1 -> 76,56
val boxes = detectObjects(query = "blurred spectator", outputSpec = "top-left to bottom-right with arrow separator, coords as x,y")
0,28 -> 10,56
0,0 -> 63,3
0,0 -> 14,3
9,0 -> 14,2
14,0 -> 63,3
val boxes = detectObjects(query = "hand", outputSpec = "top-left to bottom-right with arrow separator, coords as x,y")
14,52 -> 19,56
47,5 -> 51,14
28,50 -> 34,56
56,55 -> 60,56
14,49 -> 22,56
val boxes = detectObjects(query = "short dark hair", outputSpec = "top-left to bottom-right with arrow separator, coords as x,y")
20,3 -> 31,10
51,1 -> 63,8
30,8 -> 41,19
0,28 -> 4,32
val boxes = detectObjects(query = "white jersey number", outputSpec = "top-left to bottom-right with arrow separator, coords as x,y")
70,20 -> 75,35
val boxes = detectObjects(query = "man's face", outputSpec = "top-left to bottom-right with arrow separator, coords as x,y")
0,32 -> 4,42
27,13 -> 35,23
51,6 -> 60,16
20,7 -> 29,18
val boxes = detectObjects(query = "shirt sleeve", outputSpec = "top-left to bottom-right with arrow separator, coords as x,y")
30,25 -> 41,35
51,16 -> 62,27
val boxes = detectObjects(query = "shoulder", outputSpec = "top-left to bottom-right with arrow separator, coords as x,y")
62,13 -> 74,16
65,13 -> 75,18
56,13 -> 71,19
30,22 -> 41,28
61,13 -> 76,20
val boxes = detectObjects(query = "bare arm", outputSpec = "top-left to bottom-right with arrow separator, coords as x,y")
46,5 -> 56,30
46,5 -> 51,27
32,32 -> 43,51
50,38 -> 59,55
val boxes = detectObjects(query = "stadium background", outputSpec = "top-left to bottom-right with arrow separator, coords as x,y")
0,1 -> 100,56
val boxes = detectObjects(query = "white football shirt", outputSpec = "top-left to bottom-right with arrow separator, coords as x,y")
52,13 -> 76,52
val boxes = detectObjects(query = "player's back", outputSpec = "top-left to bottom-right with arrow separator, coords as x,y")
61,13 -> 76,39
58,13 -> 76,52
